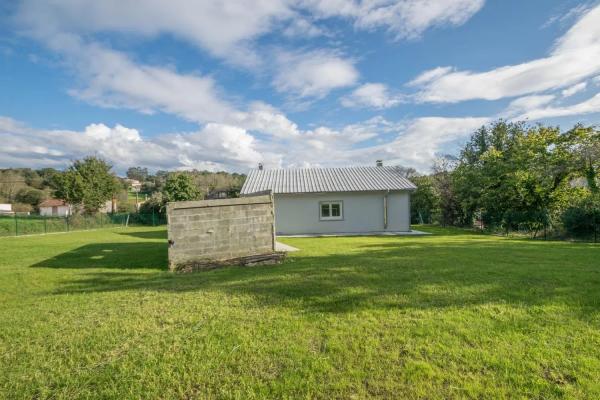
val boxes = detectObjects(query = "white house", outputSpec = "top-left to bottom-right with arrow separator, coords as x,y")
39,199 -> 72,217
0,204 -> 12,214
240,163 -> 416,235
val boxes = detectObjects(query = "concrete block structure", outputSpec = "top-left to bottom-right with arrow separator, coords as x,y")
166,195 -> 277,271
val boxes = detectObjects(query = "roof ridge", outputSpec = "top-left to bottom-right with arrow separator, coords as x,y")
241,165 -> 417,195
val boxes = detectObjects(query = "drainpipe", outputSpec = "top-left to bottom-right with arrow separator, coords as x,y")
383,190 -> 389,230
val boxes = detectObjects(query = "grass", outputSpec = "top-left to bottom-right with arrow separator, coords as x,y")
0,214 -> 122,237
1,226 -> 599,399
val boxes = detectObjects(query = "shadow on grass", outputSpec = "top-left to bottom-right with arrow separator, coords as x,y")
32,242 -> 168,270
44,234 -> 600,315
117,230 -> 167,240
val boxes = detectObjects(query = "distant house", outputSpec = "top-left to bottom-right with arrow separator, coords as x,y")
125,179 -> 142,192
241,162 -> 417,235
39,199 -> 72,217
0,204 -> 12,215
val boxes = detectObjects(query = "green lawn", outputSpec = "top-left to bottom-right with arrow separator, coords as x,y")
1,226 -> 599,399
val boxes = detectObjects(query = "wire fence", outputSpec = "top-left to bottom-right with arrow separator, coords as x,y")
0,212 -> 167,237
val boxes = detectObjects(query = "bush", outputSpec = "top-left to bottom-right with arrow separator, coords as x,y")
16,188 -> 46,207
562,194 -> 600,241
139,192 -> 165,215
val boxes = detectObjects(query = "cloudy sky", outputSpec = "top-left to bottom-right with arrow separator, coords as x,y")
1,0 -> 600,174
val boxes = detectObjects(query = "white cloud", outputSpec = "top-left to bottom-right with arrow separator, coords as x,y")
561,81 -> 588,97
411,4 -> 600,103
273,50 -> 359,98
503,95 -> 557,117
15,0 -> 484,69
301,0 -> 484,39
371,117 -> 489,170
408,66 -> 454,86
67,41 -> 236,124
15,0 -> 292,67
0,117 -> 267,172
23,34 -> 302,140
255,116 -> 488,171
341,83 -> 404,109
512,93 -> 600,121
542,3 -> 593,29
2,114 -> 490,173
282,17 -> 326,38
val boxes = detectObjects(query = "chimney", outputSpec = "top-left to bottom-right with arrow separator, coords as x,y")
376,160 -> 383,167
258,163 -> 263,171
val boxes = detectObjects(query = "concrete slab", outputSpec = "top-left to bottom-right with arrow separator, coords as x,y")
277,230 -> 431,238
275,241 -> 300,252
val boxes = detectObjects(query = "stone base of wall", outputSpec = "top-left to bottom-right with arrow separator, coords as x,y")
172,252 -> 286,273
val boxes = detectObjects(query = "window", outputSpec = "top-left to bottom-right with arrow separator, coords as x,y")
320,201 -> 343,221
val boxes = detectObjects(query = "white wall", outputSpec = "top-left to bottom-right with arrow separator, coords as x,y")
274,191 -> 411,235
0,204 -> 11,212
39,206 -> 71,217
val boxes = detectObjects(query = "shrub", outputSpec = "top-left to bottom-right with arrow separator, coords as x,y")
562,194 -> 600,241
15,188 -> 46,207
139,192 -> 165,215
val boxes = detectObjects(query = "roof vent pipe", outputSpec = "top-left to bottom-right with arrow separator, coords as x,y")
258,163 -> 263,171
376,160 -> 383,167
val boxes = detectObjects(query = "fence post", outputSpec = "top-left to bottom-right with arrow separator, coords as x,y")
14,214 -> 18,237
44,216 -> 47,234
152,209 -> 156,226
66,216 -> 69,232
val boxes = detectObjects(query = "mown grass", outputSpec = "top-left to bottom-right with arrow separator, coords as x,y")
0,226 -> 599,399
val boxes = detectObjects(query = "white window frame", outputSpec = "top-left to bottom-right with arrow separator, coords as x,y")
319,201 -> 343,221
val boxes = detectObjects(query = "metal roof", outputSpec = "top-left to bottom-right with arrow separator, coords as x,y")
241,166 -> 417,195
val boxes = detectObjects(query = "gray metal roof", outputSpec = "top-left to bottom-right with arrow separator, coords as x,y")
241,166 -> 417,195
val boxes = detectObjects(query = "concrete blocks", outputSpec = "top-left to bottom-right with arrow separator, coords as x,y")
166,194 -> 277,271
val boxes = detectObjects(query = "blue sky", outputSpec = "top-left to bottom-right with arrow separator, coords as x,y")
1,0 -> 600,174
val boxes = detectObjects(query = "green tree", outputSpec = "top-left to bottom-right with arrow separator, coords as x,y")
410,175 -> 439,224
139,192 -> 165,214
562,193 -> 600,241
452,121 -> 598,233
126,167 -> 149,182
15,188 -> 46,207
162,173 -> 201,203
55,157 -> 119,214
432,157 -> 464,226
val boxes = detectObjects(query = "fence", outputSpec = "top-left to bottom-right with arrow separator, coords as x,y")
0,212 -> 167,237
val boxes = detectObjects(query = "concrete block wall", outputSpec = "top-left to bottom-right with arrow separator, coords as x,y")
167,195 -> 275,270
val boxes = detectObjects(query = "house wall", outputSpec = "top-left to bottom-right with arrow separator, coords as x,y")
39,206 -> 71,217
167,195 -> 275,271
273,191 -> 411,235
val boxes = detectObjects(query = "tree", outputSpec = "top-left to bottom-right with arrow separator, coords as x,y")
54,157 -> 119,214
0,170 -> 26,202
15,188 -> 46,207
394,166 -> 418,179
162,173 -> 201,203
451,121 -> 598,234
410,175 -> 439,224
139,192 -> 165,214
432,157 -> 463,226
126,167 -> 149,182
562,193 -> 600,241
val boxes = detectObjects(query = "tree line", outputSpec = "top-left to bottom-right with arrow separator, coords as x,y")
0,160 -> 246,215
410,120 -> 600,240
